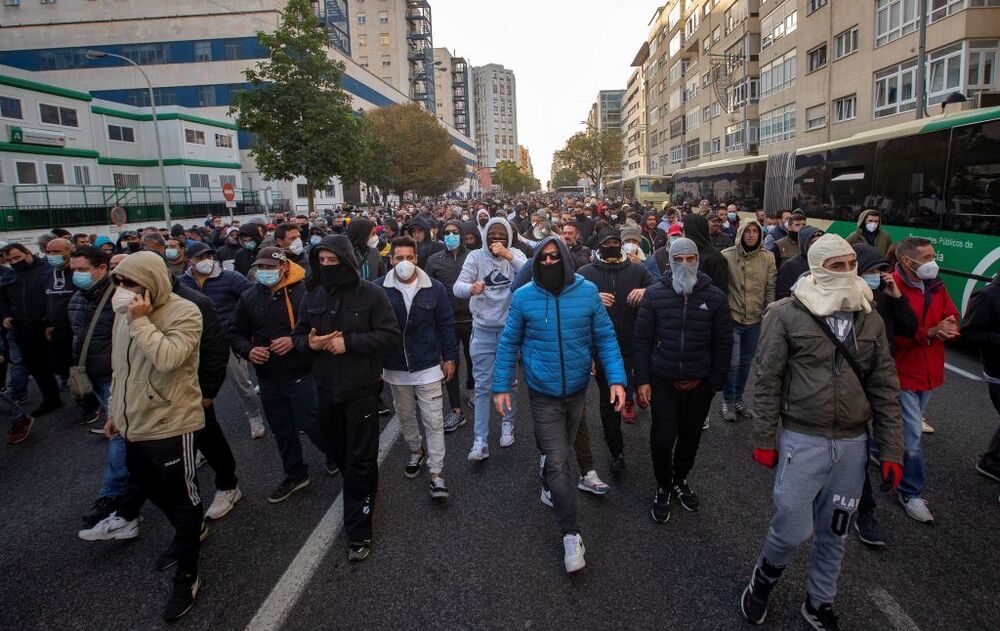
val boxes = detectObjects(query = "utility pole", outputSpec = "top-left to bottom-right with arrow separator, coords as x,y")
915,0 -> 928,119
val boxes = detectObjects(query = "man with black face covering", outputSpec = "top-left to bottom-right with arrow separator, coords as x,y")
774,226 -> 825,301
769,210 -> 806,271
681,214 -> 730,294
292,235 -> 400,562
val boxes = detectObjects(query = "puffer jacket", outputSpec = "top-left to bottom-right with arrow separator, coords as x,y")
68,274 -> 115,381
493,238 -> 625,398
721,219 -> 776,325
751,297 -> 904,464
109,252 -> 204,442
578,255 -> 654,357
682,214 -> 729,294
425,223 -> 473,323
0,257 -> 51,323
633,270 -> 733,390
845,209 -> 893,255
179,263 -> 254,331
376,267 -> 458,372
893,265 -> 960,391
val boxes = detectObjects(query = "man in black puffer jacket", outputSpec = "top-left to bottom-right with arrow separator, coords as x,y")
634,237 -> 732,524
681,214 -> 729,294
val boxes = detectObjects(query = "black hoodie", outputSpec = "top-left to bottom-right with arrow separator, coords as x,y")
292,235 -> 400,402
682,214 -> 729,294
425,219 -> 473,322
233,223 -> 263,276
345,218 -> 386,281
775,226 -> 824,301
404,216 -> 444,268
578,250 -> 655,357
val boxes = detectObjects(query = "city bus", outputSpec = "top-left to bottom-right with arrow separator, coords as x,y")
669,106 -> 1000,314
608,175 -> 673,206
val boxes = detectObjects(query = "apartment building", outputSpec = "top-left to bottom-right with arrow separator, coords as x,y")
587,89 -> 626,132
517,144 -> 534,176
433,47 -> 472,137
472,63 -> 518,169
621,65 -> 648,179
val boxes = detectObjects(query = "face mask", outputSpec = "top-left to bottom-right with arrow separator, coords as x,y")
125,242 -> 140,253
536,262 -> 565,294
728,212 -> 738,221
394,260 -> 416,282
671,261 -> 699,296
788,230 -> 799,244
73,271 -> 97,290
310,235 -> 322,246
287,238 -> 304,256
194,259 -> 216,275
226,237 -> 238,246
862,274 -> 882,290
865,221 -> 879,233
598,245 -> 622,261
487,238 -> 506,254
257,269 -> 281,287
318,263 -> 355,290
11,260 -> 29,272
164,248 -> 180,261
610,214 -> 618,220
622,243 -> 639,255
47,254 -> 66,268
111,287 -> 139,314
365,234 -> 380,250
444,234 -> 461,251
462,215 -> 470,222
912,259 -> 939,280
478,217 -> 489,227
242,240 -> 257,251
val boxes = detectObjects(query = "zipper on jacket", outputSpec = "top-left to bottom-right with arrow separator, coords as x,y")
400,290 -> 411,370
679,295 -> 688,375
122,336 -> 133,441
555,293 -> 567,397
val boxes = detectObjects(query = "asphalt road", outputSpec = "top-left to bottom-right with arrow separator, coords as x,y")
1,348 -> 997,631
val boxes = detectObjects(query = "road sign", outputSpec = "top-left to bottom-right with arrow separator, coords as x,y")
225,200 -> 236,209
222,182 -> 236,202
110,205 -> 127,228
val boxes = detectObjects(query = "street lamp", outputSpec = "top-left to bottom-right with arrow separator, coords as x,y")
85,49 -> 172,228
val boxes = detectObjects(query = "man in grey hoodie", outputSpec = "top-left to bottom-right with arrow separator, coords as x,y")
454,217 -> 527,460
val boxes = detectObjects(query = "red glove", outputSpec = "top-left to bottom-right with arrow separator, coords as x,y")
882,461 -> 902,490
753,448 -> 779,469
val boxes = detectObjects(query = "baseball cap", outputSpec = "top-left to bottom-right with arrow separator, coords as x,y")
254,246 -> 287,266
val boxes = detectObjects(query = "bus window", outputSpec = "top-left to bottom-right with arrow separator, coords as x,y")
826,141 -> 877,223
874,131 -> 949,230
793,151 -> 828,218
946,120 -> 1000,236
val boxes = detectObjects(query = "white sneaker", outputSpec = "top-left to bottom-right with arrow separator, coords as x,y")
78,512 -> 139,541
540,487 -> 553,507
499,421 -> 515,447
921,418 -> 935,434
538,454 -> 546,479
563,533 -> 586,573
467,437 -> 489,461
899,494 -> 934,523
703,416 -> 710,430
249,416 -> 266,439
205,488 -> 242,521
578,470 -> 610,495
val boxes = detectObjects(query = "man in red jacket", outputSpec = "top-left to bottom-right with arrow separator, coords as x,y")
892,237 -> 960,523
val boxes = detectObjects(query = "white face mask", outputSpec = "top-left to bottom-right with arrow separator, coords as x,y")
912,258 -> 940,280
288,237 -> 304,255
111,287 -> 139,314
865,221 -> 879,233
367,234 -> 379,249
194,259 -> 216,275
394,260 -> 416,282
622,242 -> 639,255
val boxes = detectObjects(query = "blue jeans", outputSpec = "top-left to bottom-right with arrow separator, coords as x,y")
0,390 -> 27,430
93,378 -> 111,416
5,331 -> 29,400
258,374 -> 326,480
898,389 -> 931,499
99,435 -> 129,498
724,322 -> 761,402
470,325 -> 516,441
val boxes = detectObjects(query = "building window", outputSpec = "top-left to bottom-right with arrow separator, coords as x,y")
807,0 -> 827,12
761,0 -> 797,50
380,33 -> 390,46
712,26 -> 721,45
760,103 -> 797,145
296,184 -> 309,198
108,124 -> 135,143
215,133 -> 233,148
834,26 -> 859,60
194,41 -> 213,62
760,50 -> 796,97
224,42 -> 242,60
834,94 -> 857,121
189,173 -> 210,188
113,172 -> 140,188
807,44 -> 828,72
380,56 -> 391,67
359,55 -> 369,68
930,0 -> 965,22
44,163 -> 65,184
874,59 -> 918,117
220,174 -> 237,189
805,104 -> 827,129
0,96 -> 23,120
196,85 -> 216,107
875,0 -> 919,47
729,77 -> 759,109
704,37 -> 711,52
357,13 -> 366,24
670,144 -> 684,164
73,164 -> 92,186
16,161 -> 37,184
39,103 -> 78,127
927,43 -> 964,104
122,43 -> 170,65
358,34 -> 367,47
378,11 -> 388,23
968,42 -> 999,94
185,129 -> 206,145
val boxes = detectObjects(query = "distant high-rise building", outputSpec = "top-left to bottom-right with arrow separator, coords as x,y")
621,63 -> 648,179
433,47 -> 471,137
587,89 -> 626,132
517,145 -> 534,177
472,63 -> 518,169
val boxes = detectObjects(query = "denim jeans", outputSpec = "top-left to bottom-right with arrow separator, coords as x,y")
0,390 -> 27,430
93,379 -> 111,416
724,322 -> 761,402
99,434 -> 129,498
5,331 -> 29,400
259,374 -> 326,480
898,389 -> 931,499
470,325 -> 515,441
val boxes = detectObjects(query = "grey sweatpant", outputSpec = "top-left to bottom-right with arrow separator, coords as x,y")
757,429 -> 867,606
530,389 -> 586,535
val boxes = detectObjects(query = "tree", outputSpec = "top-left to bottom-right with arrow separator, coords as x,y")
368,103 -> 467,198
228,0 -> 368,214
551,167 -> 580,189
554,129 -> 623,196
492,160 -> 540,194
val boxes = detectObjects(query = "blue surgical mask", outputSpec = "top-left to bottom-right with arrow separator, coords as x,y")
310,235 -> 322,246
444,233 -> 461,250
728,212 -> 738,221
242,240 -> 257,251
47,254 -> 65,268
73,271 -> 96,290
257,269 -> 281,287
165,248 -> 180,261
862,274 -> 882,290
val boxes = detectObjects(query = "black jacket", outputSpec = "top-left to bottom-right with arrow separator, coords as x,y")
682,214 -> 729,295
230,267 -> 313,381
345,218 -> 386,282
233,224 -> 262,276
633,271 -> 733,390
173,277 -> 229,400
426,235 -> 472,323
567,243 -> 593,270
962,273 -> 1000,378
0,258 -> 51,323
853,243 -> 918,356
67,275 -> 115,380
46,267 -> 76,329
291,235 -> 401,402
775,226 -> 824,300
578,257 -> 654,357
405,216 -> 445,268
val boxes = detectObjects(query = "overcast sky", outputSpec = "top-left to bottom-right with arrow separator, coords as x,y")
431,0 -> 656,185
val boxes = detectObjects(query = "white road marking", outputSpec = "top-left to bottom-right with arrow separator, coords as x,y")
945,363 -> 983,381
870,587 -> 922,631
245,417 -> 401,631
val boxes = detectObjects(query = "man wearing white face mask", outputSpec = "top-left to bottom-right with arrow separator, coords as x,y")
180,242 -> 266,439
274,222 -> 310,279
845,209 -> 893,256
345,218 -> 387,282
376,236 -> 457,499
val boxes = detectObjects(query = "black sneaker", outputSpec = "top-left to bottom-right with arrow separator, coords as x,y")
650,488 -> 671,523
443,411 -> 466,433
802,597 -> 840,631
673,480 -> 700,512
734,400 -> 752,418
740,560 -> 783,625
609,454 -> 626,476
162,572 -> 200,622
79,409 -> 102,425
199,521 -> 210,542
404,451 -> 427,479
348,540 -> 371,562
378,403 -> 392,416
326,459 -> 340,476
155,549 -> 178,572
81,495 -> 120,528
854,511 -> 885,547
15,394 -> 29,407
267,477 -> 310,504
30,400 -> 64,418
429,476 -> 449,499
976,461 -> 1000,483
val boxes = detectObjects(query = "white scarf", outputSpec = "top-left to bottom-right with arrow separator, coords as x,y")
793,234 -> 873,317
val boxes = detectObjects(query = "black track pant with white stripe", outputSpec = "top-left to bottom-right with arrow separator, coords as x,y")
117,432 -> 204,575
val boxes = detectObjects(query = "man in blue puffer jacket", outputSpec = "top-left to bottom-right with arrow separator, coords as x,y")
492,237 -> 626,576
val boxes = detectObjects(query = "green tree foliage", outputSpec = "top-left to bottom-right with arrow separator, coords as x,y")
554,129 -> 623,195
493,160 -> 541,194
228,0 -> 368,213
551,167 -> 580,189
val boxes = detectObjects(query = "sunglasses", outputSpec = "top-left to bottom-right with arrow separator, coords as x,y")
112,276 -> 142,290
539,252 -> 562,262
443,229 -> 461,235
